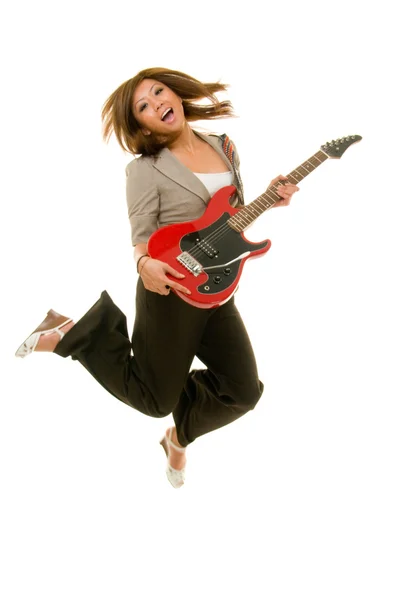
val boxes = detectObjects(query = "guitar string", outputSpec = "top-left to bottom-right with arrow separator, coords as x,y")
186,200 -> 273,260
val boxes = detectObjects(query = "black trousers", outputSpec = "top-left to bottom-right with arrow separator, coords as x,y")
54,279 -> 263,446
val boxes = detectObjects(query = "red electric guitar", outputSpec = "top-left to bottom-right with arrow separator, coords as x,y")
148,135 -> 362,308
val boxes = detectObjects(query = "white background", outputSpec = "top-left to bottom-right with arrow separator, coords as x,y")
1,1 -> 399,598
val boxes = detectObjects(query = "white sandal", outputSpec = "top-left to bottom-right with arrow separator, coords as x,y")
15,309 -> 73,358
159,428 -> 186,489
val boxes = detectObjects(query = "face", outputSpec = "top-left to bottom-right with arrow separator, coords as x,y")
132,78 -> 185,137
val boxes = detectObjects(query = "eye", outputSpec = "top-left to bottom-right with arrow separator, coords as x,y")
155,87 -> 163,95
139,102 -> 148,112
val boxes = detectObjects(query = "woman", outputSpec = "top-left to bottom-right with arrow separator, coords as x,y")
15,67 -> 299,488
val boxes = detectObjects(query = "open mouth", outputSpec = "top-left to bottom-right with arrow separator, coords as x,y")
161,108 -> 174,123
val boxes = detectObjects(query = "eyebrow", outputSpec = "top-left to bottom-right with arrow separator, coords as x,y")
135,83 -> 159,106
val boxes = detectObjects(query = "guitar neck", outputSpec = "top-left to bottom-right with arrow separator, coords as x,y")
229,149 -> 329,232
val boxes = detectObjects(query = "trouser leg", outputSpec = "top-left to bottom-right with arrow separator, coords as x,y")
173,297 -> 263,446
54,282 -> 210,418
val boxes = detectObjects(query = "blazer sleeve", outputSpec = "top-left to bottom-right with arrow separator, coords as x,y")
125,158 -> 160,246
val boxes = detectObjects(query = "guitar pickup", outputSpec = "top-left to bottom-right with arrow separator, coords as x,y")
195,238 -> 218,258
177,252 -> 203,276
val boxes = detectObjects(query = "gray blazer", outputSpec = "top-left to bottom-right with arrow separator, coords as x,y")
125,130 -> 244,246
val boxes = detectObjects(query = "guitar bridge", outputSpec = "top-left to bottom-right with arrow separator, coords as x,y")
177,252 -> 203,276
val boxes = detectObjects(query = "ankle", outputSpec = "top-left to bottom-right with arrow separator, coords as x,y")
35,321 -> 75,352
55,321 -> 75,348
170,427 -> 185,450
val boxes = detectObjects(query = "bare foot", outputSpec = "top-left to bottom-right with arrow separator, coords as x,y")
167,427 -> 187,471
35,321 -> 75,352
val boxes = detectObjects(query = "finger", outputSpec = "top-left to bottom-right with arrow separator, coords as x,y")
270,174 -> 288,186
277,186 -> 298,198
278,193 -> 292,202
158,286 -> 170,295
275,196 -> 290,206
165,266 -> 185,278
170,282 -> 191,295
276,183 -> 295,192
277,188 -> 292,200
164,272 -> 190,293
279,183 -> 299,191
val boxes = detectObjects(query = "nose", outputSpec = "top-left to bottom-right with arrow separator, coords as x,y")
152,98 -> 163,112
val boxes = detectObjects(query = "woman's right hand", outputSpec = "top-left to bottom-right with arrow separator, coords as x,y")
139,258 -> 191,296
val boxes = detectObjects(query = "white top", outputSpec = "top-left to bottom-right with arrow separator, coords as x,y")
193,171 -> 233,197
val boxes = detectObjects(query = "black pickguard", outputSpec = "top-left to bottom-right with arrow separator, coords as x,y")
180,213 -> 268,295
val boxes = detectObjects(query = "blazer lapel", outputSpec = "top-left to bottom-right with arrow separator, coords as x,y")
196,131 -> 233,172
152,130 -> 234,204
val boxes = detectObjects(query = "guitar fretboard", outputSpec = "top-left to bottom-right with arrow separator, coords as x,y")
229,150 -> 328,232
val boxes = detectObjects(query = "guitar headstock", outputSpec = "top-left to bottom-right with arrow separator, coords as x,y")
321,135 -> 362,158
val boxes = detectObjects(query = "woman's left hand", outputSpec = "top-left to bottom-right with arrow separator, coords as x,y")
269,175 -> 300,207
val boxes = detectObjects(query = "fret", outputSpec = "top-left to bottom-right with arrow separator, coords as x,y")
265,190 -> 279,203
288,172 -> 301,183
264,191 -> 280,205
259,196 -> 275,209
235,214 -> 249,226
258,198 -> 267,208
296,165 -> 310,177
240,213 -> 253,226
246,205 -> 262,217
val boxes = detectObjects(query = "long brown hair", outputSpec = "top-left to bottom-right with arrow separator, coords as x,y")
101,67 -> 235,156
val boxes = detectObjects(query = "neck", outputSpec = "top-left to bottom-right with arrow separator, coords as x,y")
167,123 -> 199,154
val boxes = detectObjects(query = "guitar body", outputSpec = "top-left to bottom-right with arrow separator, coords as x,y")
148,185 -> 271,309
